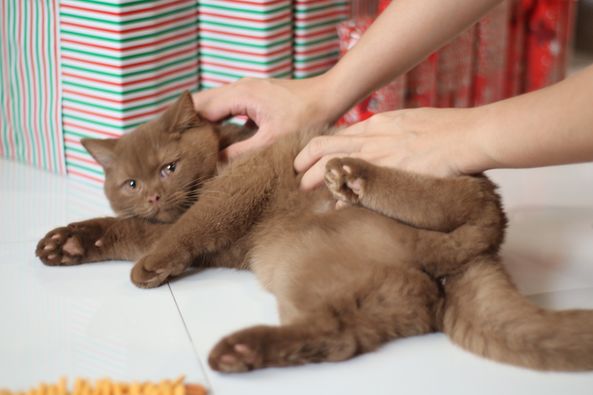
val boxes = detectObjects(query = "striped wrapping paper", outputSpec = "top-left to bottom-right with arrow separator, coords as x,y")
60,0 -> 200,185
0,0 -> 65,174
293,0 -> 349,79
198,0 -> 293,89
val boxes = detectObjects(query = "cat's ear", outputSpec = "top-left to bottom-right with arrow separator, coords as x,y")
81,138 -> 117,169
161,91 -> 202,133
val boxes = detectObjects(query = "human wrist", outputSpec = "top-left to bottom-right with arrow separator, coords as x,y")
452,106 -> 501,175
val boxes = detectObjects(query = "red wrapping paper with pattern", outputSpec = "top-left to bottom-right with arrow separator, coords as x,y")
473,1 -> 510,106
405,53 -> 438,108
436,28 -> 474,108
524,0 -> 575,92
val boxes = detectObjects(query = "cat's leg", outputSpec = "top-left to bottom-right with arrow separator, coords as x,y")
208,267 -> 440,372
130,154 -> 276,288
324,157 -> 506,277
36,217 -> 170,265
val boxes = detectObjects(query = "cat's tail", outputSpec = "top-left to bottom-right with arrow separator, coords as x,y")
442,256 -> 593,371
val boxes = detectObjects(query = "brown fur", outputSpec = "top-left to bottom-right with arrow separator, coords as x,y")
36,92 -> 593,372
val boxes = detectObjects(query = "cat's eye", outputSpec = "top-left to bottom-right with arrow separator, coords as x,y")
160,162 -> 177,178
127,179 -> 137,189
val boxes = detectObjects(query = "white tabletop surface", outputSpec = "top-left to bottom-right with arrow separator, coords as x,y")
1,158 -> 592,394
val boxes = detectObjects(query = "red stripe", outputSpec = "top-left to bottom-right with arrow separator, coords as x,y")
61,46 -> 197,70
294,42 -> 338,56
19,0 -> 32,165
200,76 -> 232,86
60,11 -> 198,35
64,122 -> 122,139
294,58 -> 337,73
198,27 -> 290,41
205,0 -> 287,6
40,0 -> 54,171
294,25 -> 337,39
67,168 -> 104,184
294,9 -> 348,23
199,10 -> 290,24
66,151 -> 100,166
61,28 -> 197,52
199,43 -> 290,58
61,0 -> 192,18
0,1 -> 6,156
201,60 -> 290,74
53,0 -> 65,174
62,61 -> 198,87
63,104 -> 167,122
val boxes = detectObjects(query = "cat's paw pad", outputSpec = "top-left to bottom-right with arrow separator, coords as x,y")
208,328 -> 267,373
130,252 -> 189,289
324,157 -> 367,206
36,227 -> 86,266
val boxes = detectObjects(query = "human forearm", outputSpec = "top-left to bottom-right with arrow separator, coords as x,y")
466,64 -> 593,173
318,0 -> 503,120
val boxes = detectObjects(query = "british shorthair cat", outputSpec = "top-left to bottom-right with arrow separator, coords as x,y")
37,92 -> 593,373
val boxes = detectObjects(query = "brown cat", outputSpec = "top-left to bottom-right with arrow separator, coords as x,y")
36,92 -> 593,372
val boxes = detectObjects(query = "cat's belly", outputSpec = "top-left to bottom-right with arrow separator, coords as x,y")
249,203 -> 417,296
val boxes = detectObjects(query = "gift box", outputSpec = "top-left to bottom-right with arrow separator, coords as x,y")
293,0 -> 349,79
524,0 -> 575,92
405,53 -> 439,108
0,0 -> 65,174
437,28 -> 475,108
198,0 -> 293,89
59,0 -> 200,184
472,1 -> 510,106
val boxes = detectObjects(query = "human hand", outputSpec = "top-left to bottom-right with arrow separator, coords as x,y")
192,76 -> 337,160
294,107 -> 489,190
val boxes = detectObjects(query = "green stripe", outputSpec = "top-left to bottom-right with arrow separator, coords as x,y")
61,38 -> 196,61
295,51 -> 339,63
294,35 -> 336,47
65,144 -> 88,156
294,17 -> 346,31
294,2 -> 348,14
199,35 -> 291,49
62,54 -> 197,78
202,69 -> 291,80
60,21 -> 195,44
63,91 -> 180,113
199,19 -> 291,32
63,70 -> 197,95
65,159 -> 104,176
201,53 -> 291,66
60,4 -> 195,26
199,3 -> 290,15
64,115 -> 138,131
66,0 -> 154,8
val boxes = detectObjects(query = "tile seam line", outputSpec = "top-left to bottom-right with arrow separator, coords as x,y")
168,283 -> 213,390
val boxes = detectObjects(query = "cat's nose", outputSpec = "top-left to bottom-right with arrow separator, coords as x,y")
148,194 -> 160,205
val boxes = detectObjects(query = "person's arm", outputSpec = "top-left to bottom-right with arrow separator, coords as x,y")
294,64 -> 593,189
192,0 -> 502,158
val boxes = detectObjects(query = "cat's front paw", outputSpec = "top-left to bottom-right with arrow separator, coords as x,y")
324,157 -> 368,208
130,250 -> 190,289
36,226 -> 87,266
36,219 -> 113,266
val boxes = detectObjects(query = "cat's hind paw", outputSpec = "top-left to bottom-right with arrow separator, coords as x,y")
208,327 -> 269,373
324,157 -> 368,207
36,227 -> 86,266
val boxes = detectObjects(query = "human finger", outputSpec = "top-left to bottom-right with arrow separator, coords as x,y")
293,135 -> 364,173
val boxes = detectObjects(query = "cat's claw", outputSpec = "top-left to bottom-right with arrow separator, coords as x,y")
324,157 -> 368,206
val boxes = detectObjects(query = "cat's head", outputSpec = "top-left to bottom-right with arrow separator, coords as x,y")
82,92 -> 219,223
